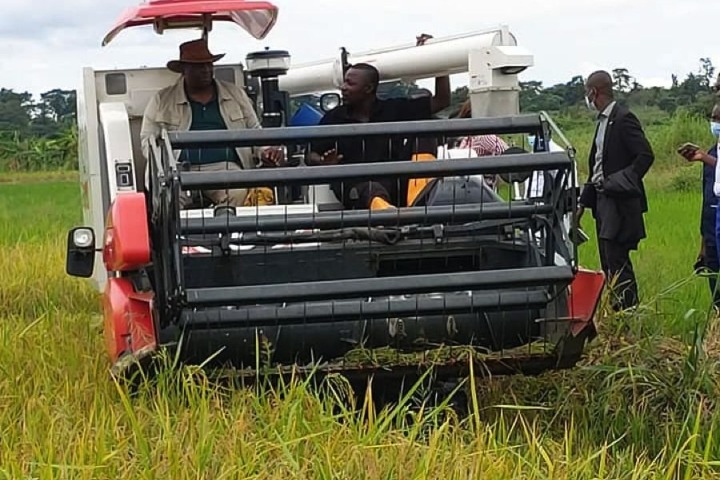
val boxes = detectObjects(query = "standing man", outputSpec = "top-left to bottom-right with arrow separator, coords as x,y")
576,70 -> 654,311
678,103 -> 720,308
307,34 -> 451,210
141,38 -> 284,209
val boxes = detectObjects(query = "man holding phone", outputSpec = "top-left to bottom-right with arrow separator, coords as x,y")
678,103 -> 720,307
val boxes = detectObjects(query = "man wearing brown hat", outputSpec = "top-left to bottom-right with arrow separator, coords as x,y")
140,38 -> 284,209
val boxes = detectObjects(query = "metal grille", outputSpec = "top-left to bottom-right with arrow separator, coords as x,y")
144,114 -> 585,379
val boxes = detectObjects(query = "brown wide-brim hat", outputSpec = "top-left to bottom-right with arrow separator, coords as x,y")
167,39 -> 225,73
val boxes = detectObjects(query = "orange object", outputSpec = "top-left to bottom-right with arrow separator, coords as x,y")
567,269 -> 606,336
407,152 -> 436,206
244,187 -> 275,206
102,193 -> 151,272
370,196 -> 395,211
103,277 -> 156,363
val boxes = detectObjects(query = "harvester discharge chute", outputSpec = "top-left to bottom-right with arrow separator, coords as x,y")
103,112 -> 605,384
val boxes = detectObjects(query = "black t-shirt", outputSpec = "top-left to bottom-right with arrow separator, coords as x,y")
309,96 -> 433,206
310,96 -> 432,163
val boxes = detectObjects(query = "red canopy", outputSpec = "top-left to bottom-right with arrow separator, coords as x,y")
102,0 -> 279,46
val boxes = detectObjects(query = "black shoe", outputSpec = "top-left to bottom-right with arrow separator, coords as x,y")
213,205 -> 236,217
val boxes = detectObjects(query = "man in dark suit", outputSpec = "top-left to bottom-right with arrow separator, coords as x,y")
576,70 -> 655,311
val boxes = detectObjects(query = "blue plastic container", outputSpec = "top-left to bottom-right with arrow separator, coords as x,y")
289,103 -> 324,127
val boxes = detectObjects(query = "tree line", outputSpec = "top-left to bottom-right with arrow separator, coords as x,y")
0,88 -> 77,171
0,88 -> 76,138
0,58 -> 717,171
516,58 -> 717,116
368,58 -> 718,119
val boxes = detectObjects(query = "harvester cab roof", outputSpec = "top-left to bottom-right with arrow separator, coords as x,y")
65,0 -> 605,386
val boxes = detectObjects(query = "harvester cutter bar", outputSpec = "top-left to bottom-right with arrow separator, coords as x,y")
184,265 -> 574,307
180,289 -> 552,328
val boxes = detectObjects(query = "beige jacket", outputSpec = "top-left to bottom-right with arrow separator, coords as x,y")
140,77 -> 263,170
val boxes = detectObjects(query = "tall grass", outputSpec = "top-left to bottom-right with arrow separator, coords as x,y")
1,307 -> 720,478
3,114 -> 720,478
0,180 -> 97,317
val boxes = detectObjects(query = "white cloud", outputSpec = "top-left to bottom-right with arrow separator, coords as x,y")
1,0 -> 719,98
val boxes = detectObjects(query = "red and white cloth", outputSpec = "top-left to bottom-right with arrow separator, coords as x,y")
456,135 -> 509,190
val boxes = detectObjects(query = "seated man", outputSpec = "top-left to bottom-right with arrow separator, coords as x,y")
140,38 -> 284,210
306,36 -> 450,210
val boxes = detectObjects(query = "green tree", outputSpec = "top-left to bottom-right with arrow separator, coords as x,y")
612,68 -> 632,93
39,89 -> 77,125
0,89 -> 33,134
699,58 -> 715,89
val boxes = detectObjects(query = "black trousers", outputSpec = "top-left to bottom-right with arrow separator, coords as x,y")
597,238 -> 639,311
333,180 -> 395,210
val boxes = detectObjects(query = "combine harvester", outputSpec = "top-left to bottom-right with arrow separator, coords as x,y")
65,0 -> 605,389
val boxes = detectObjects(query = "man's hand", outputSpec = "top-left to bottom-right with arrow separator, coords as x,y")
594,179 -> 605,194
680,147 -> 708,163
691,150 -> 709,163
416,33 -> 451,113
260,147 -> 286,167
574,205 -> 585,226
416,33 -> 433,46
319,149 -> 343,165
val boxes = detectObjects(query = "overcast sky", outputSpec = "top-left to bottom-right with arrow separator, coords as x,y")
2,0 -> 719,98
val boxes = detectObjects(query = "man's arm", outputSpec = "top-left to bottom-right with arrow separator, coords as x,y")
306,114 -> 341,165
577,144 -> 597,214
307,149 -> 342,166
431,75 -> 451,114
679,144 -> 717,167
415,33 -> 451,114
695,149 -> 717,167
139,93 -> 161,163
620,110 -> 654,177
139,93 -> 166,191
236,87 -> 262,130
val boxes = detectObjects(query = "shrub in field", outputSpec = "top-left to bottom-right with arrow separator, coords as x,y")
669,163 -> 703,192
646,109 -> 714,166
0,126 -> 78,172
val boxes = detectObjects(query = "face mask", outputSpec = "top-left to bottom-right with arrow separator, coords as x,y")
711,121 -> 720,138
585,92 -> 597,112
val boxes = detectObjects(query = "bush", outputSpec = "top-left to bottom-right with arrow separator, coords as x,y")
646,110 -> 713,167
0,126 -> 77,172
669,163 -> 702,192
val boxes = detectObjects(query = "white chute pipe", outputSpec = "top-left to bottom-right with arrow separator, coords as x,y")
278,26 -> 518,97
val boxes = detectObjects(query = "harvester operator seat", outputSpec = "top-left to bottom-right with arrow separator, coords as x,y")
405,135 -> 503,208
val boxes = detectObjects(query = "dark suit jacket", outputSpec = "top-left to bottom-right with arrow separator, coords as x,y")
578,103 -> 654,248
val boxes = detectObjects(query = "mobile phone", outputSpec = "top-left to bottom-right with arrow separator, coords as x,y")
677,142 -> 700,154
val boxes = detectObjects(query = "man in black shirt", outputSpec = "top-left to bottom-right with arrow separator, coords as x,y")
307,40 -> 450,210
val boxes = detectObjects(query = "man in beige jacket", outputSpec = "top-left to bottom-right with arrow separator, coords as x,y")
141,38 -> 284,209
